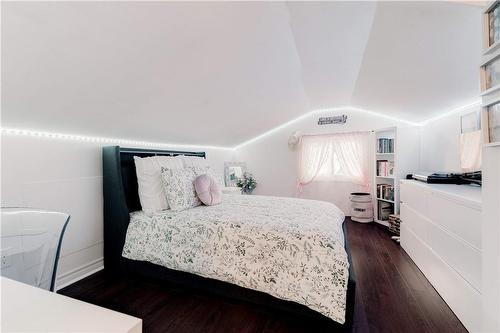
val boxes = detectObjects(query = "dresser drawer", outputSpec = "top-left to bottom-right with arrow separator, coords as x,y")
427,193 -> 481,250
426,221 -> 481,292
400,202 -> 430,243
401,224 -> 482,332
400,181 -> 430,220
401,202 -> 481,291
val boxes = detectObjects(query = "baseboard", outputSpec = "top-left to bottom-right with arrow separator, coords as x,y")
55,257 -> 104,291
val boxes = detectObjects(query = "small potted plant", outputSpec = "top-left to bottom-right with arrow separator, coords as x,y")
236,172 -> 257,195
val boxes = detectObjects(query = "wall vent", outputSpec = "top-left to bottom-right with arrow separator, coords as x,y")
317,115 -> 347,125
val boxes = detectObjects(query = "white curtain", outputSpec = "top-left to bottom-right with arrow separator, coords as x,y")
298,132 -> 371,191
460,130 -> 482,172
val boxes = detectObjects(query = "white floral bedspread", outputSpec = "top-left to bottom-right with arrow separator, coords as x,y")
122,194 -> 349,323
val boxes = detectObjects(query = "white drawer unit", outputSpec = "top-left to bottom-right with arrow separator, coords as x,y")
400,180 -> 482,333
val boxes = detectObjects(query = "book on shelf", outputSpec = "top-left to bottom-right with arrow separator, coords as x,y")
377,184 -> 394,201
378,201 -> 394,221
377,138 -> 394,154
376,160 -> 394,177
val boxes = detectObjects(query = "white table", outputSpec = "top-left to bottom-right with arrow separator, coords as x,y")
1,277 -> 142,333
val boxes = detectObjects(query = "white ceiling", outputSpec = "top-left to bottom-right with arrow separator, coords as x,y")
351,1 -> 482,121
1,1 -> 483,146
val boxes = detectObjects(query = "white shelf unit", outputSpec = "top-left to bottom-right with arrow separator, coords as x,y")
372,126 -> 420,226
376,175 -> 395,179
373,127 -> 397,226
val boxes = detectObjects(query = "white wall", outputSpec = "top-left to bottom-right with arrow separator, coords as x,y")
0,104 -> 484,290
234,104 -> 481,215
234,108 -> 417,214
481,144 -> 500,332
419,104 -> 481,172
0,134 -> 234,289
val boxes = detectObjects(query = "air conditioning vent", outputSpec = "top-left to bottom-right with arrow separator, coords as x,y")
317,115 -> 347,125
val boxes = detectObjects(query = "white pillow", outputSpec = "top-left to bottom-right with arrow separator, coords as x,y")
206,169 -> 225,187
182,155 -> 209,169
134,155 -> 184,213
192,166 -> 225,187
161,167 -> 201,211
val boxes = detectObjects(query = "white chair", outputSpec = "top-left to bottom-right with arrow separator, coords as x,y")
1,208 -> 70,291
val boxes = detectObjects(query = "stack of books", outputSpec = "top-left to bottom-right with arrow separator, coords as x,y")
377,184 -> 394,201
377,138 -> 394,153
378,201 -> 393,221
376,160 -> 394,177
388,214 -> 401,235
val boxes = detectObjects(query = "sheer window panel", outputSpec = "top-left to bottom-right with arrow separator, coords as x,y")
459,110 -> 482,172
298,132 -> 371,188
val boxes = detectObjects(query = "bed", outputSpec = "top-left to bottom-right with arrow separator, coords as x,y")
102,146 -> 356,327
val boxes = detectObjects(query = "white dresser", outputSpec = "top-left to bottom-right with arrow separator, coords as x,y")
400,180 -> 481,332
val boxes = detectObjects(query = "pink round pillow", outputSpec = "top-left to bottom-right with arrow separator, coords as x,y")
194,174 -> 222,206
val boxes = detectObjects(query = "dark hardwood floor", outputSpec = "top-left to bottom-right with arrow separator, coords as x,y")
59,219 -> 467,333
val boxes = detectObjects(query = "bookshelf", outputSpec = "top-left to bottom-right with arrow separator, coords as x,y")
373,127 -> 397,226
372,126 -> 420,226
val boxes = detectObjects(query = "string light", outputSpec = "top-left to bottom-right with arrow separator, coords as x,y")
417,100 -> 481,126
0,128 -> 233,151
233,101 -> 481,149
1,100 -> 481,150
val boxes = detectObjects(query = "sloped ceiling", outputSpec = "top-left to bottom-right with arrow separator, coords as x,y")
286,1 -> 377,109
1,1 -> 483,146
351,1 -> 482,121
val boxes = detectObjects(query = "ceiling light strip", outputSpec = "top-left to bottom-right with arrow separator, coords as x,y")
0,128 -> 234,151
1,100 -> 482,151
233,106 -> 420,150
417,100 -> 482,126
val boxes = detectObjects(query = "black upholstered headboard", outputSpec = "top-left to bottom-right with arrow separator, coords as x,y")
102,146 -> 205,272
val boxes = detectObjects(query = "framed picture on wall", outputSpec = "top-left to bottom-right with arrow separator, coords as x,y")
224,162 -> 247,187
486,103 -> 500,144
480,53 -> 500,93
484,1 -> 500,50
482,2 -> 500,145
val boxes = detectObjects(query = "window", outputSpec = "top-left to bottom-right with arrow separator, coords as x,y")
298,132 -> 371,188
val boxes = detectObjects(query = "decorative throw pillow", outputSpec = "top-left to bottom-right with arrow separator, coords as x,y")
161,167 -> 201,211
134,155 -> 184,213
194,174 -> 222,206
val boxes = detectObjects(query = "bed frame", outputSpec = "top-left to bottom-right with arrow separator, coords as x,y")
102,146 -> 356,328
